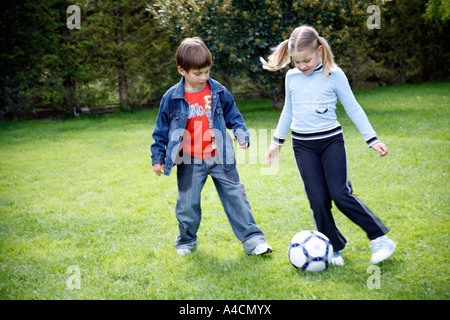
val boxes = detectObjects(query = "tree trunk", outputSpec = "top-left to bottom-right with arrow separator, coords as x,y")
61,24 -> 77,111
269,85 -> 285,109
118,64 -> 129,110
63,75 -> 76,111
270,93 -> 284,109
115,4 -> 130,110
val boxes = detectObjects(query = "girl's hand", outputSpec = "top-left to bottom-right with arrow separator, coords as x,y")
153,163 -> 165,176
371,142 -> 388,157
267,143 -> 281,164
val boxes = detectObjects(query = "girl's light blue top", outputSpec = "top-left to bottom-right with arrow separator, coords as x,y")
273,65 -> 379,147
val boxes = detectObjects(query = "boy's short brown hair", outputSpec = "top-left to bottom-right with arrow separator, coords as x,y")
176,37 -> 212,71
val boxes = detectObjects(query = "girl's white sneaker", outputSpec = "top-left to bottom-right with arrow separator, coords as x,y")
177,248 -> 191,255
370,236 -> 396,264
331,251 -> 345,266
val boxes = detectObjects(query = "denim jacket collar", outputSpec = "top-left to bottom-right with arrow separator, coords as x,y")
171,77 -> 224,100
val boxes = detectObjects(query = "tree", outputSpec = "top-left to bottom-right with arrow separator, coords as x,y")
0,0 -> 85,116
350,0 -> 450,87
426,0 -> 450,25
79,0 -> 140,110
0,0 -> 179,117
76,0 -> 179,109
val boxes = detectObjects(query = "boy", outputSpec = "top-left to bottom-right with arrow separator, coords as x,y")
151,37 -> 272,256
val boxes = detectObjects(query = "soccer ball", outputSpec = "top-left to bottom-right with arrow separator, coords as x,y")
288,230 -> 334,272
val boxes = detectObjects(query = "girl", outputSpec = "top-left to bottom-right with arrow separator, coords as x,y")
261,25 -> 396,265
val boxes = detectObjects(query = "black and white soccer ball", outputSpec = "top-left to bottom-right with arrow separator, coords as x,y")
288,230 -> 334,272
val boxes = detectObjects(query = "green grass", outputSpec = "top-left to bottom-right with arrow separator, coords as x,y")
0,81 -> 449,300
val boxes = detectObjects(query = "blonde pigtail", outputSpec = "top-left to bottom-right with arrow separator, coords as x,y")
260,39 -> 290,72
318,36 -> 336,77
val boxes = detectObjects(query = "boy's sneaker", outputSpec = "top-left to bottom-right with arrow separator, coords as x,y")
370,235 -> 396,264
249,243 -> 273,255
331,251 -> 344,266
177,248 -> 191,255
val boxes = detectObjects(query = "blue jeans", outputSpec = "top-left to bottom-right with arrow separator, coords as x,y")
175,155 -> 266,254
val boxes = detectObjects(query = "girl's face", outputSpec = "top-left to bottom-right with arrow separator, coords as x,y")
291,46 -> 322,75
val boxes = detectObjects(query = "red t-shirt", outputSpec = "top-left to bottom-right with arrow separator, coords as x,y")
181,83 -> 216,159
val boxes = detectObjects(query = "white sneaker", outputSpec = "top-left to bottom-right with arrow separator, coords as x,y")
331,251 -> 345,266
176,248 -> 191,255
249,243 -> 273,255
370,236 -> 396,264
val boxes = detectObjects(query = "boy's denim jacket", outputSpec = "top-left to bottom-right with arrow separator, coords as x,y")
151,77 -> 250,176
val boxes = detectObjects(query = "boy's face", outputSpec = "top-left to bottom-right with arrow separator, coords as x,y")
178,66 -> 211,91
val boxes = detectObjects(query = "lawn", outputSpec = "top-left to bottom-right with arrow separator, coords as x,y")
0,81 -> 448,300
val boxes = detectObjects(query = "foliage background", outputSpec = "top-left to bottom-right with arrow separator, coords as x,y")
0,0 -> 449,117
150,0 -> 375,108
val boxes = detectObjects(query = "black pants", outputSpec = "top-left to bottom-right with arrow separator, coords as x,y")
292,133 -> 388,252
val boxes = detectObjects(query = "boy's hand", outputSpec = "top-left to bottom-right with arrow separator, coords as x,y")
153,163 -> 165,176
371,142 -> 388,157
240,142 -> 249,149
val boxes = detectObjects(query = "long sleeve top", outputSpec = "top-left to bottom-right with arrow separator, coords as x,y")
273,64 -> 379,147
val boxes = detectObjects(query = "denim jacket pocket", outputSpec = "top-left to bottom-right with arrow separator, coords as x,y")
215,106 -> 224,114
169,110 -> 181,120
